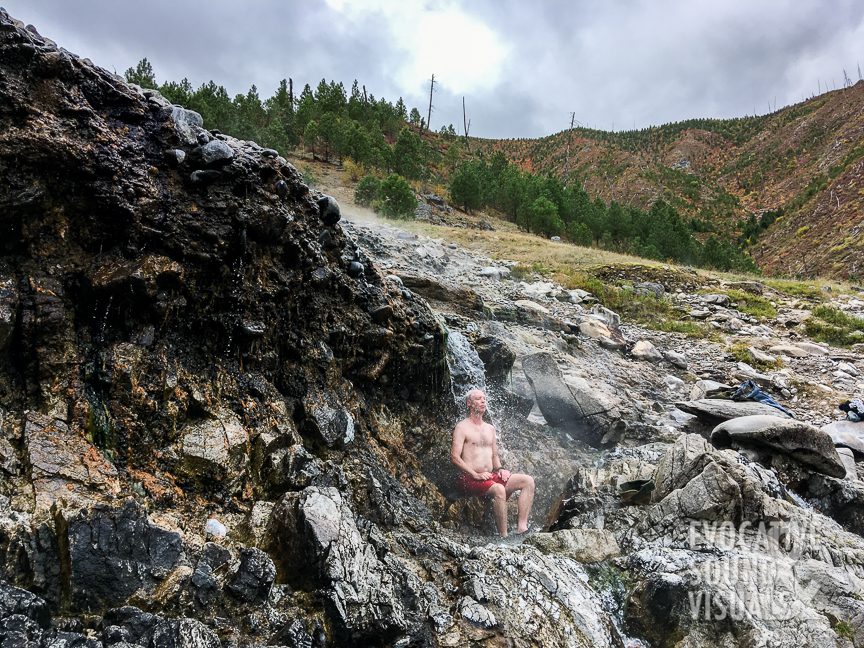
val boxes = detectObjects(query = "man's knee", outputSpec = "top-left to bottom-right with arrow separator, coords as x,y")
488,483 -> 506,500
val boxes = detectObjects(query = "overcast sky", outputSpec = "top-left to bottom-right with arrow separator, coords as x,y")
3,0 -> 863,139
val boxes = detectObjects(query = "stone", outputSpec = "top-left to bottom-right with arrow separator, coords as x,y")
66,500 -> 184,611
189,169 -> 221,184
768,343 -> 809,358
197,140 -> 234,166
473,335 -> 515,384
302,391 -> 355,448
180,409 -> 248,477
663,349 -> 687,369
522,352 -> 622,447
837,447 -> 857,480
151,618 -> 221,648
458,596 -> 498,628
726,280 -> 765,294
631,340 -> 663,363
748,347 -> 777,364
171,106 -> 204,145
794,342 -> 830,356
0,277 -> 16,352
634,282 -> 665,298
227,547 -> 275,604
318,195 -> 341,225
675,398 -> 792,424
701,293 -> 731,305
275,179 -> 289,199
579,318 -> 613,341
711,415 -> 846,478
513,299 -> 549,315
526,528 -> 620,562
479,266 -> 510,281
0,581 -> 50,629
838,362 -> 860,377
689,380 -> 731,401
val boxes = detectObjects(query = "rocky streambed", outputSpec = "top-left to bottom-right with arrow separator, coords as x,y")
3,8 -> 864,648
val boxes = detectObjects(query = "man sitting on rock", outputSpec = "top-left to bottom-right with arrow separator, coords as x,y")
450,388 -> 535,537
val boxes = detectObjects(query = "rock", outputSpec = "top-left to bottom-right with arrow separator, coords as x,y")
838,362 -> 860,377
663,349 -> 688,369
473,335 -> 515,384
270,487 -> 408,642
66,500 -> 185,611
631,340 -> 663,363
664,374 -> 686,391
689,308 -> 711,319
197,140 -> 234,166
578,318 -> 613,341
513,299 -> 549,315
189,169 -> 221,184
318,195 -> 341,225
151,617 -> 221,648
726,280 -> 765,294
0,581 -> 50,629
748,347 -> 777,364
711,415 -> 846,478
227,547 -> 275,604
522,352 -> 622,447
634,282 -> 664,298
478,266 -> 510,281
689,380 -> 731,400
204,519 -> 226,538
701,293 -> 731,305
837,447 -> 857,479
768,343 -> 809,358
794,342 -> 830,356
458,596 -> 498,628
171,106 -> 204,145
275,179 -> 289,199
675,398 -> 792,424
567,288 -> 595,304
526,528 -> 620,562
823,420 -> 864,457
302,391 -> 355,448
0,277 -> 16,351
180,410 -> 248,478
588,304 -> 621,330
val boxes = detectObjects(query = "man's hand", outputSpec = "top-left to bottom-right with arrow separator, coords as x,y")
499,469 -> 512,482
474,471 -> 493,481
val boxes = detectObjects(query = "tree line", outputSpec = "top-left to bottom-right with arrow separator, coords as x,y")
125,58 -> 758,272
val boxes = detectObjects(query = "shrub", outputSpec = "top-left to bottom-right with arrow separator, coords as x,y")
354,175 -> 381,206
343,158 -> 366,182
377,174 -> 417,219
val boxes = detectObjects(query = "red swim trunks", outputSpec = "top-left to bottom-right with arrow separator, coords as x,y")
457,472 -> 508,496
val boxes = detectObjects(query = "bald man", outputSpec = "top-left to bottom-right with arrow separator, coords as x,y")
450,388 -> 535,536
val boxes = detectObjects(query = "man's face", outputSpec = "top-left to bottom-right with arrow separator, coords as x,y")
468,391 -> 486,415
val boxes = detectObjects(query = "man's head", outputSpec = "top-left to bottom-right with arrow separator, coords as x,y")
466,388 -> 487,416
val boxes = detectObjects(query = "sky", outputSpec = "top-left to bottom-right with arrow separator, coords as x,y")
3,0 -> 863,139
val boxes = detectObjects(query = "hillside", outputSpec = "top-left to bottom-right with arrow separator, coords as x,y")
479,82 -> 864,279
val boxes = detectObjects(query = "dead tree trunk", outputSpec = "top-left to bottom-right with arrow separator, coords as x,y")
425,74 -> 435,134
462,96 -> 471,152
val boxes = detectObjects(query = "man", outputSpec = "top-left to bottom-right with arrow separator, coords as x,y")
450,388 -> 535,537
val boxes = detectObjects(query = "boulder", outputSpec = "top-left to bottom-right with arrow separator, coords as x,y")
522,352 -> 622,447
196,140 -> 234,166
227,547 -> 275,604
768,343 -> 809,358
631,340 -> 663,363
170,106 -> 204,146
302,391 -> 355,448
663,349 -> 688,369
711,415 -> 846,478
675,398 -> 792,425
180,409 -> 248,478
66,500 -> 185,611
473,334 -> 515,384
823,420 -> 864,457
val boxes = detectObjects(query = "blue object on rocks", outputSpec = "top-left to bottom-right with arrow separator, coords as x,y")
731,379 -> 795,418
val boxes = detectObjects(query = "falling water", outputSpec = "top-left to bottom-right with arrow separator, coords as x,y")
445,329 -> 487,410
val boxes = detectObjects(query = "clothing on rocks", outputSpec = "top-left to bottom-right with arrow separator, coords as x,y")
730,379 -> 795,418
840,398 -> 864,422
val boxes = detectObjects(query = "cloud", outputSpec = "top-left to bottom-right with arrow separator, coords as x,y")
3,0 -> 862,138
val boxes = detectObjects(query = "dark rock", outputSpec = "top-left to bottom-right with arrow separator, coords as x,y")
302,391 -> 355,448
347,261 -> 365,278
227,548 -> 275,604
150,618 -> 220,648
170,106 -> 204,146
522,352 -> 622,447
261,148 -> 278,158
165,149 -> 186,165
317,195 -> 341,226
189,170 -> 221,185
370,304 -> 393,324
190,543 -> 232,607
474,335 -> 515,384
0,581 -> 50,629
275,180 -> 289,199
195,131 -> 211,145
67,501 -> 185,611
309,267 -> 332,286
101,606 -> 158,646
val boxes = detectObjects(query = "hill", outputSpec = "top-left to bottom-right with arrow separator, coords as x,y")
478,82 -> 864,279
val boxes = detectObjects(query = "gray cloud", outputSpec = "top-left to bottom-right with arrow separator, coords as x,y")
3,0 -> 862,138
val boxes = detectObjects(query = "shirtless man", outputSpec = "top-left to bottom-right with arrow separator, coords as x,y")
450,388 -> 535,537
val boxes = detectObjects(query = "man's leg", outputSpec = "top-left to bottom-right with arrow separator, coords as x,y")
505,474 -> 535,533
487,483 -> 508,536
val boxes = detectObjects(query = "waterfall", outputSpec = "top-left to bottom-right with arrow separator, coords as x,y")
445,329 -> 487,410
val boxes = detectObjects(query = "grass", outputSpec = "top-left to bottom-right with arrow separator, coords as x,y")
728,341 -> 783,370
722,289 -> 778,319
804,305 -> 864,347
763,278 -> 825,301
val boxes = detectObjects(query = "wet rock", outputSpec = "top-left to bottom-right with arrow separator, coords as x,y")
302,391 -> 355,448
522,352 -> 622,447
317,195 -> 341,225
67,500 -> 184,611
711,415 -> 846,478
0,278 -> 18,351
347,261 -> 365,278
275,179 -> 289,199
171,106 -> 204,146
189,169 -> 221,185
150,617 -> 221,648
227,547 -> 275,604
0,581 -> 50,629
196,140 -> 234,166
675,398 -> 791,425
473,335 -> 515,384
